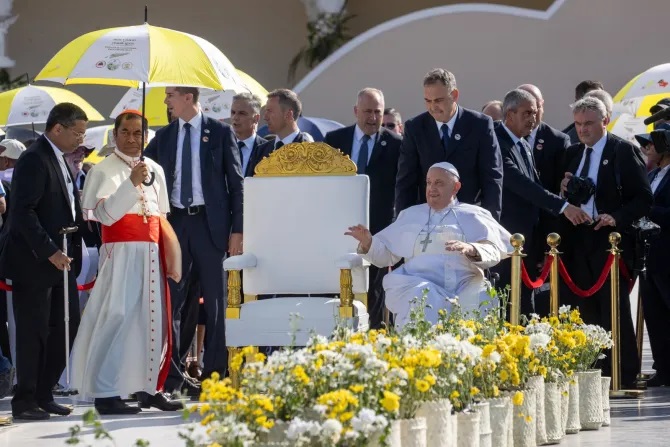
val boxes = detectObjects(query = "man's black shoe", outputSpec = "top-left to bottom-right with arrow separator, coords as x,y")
137,392 -> 184,411
39,401 -> 73,416
12,407 -> 50,421
95,397 -> 142,415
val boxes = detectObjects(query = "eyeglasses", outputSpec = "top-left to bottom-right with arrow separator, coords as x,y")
60,124 -> 86,139
381,123 -> 396,129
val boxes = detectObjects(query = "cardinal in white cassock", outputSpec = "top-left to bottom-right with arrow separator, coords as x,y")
71,110 -> 183,414
346,162 -> 512,327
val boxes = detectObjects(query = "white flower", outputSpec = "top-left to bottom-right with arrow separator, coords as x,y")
489,351 -> 502,364
287,418 -> 321,441
321,419 -> 343,443
559,304 -> 571,315
529,333 -> 551,351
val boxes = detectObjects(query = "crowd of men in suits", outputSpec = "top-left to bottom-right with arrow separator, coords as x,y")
0,66 -> 668,420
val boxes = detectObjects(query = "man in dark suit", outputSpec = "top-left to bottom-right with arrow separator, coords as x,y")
519,84 -> 573,314
635,125 -> 670,386
559,96 -> 652,387
0,103 -> 89,420
144,87 -> 244,395
493,89 -> 590,315
395,68 -> 503,220
562,80 -> 604,144
324,88 -> 401,327
255,89 -> 310,161
231,93 -> 267,177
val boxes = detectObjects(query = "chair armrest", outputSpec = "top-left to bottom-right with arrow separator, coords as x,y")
223,253 -> 258,271
335,253 -> 370,269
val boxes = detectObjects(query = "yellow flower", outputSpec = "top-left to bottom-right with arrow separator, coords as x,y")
470,387 -> 480,396
415,379 -> 430,393
381,391 -> 400,412
208,443 -> 222,447
349,384 -> 365,394
424,374 -> 436,386
499,370 -> 510,382
292,365 -> 310,385
340,411 -> 355,422
493,385 -> 500,397
449,390 -> 460,401
512,391 -> 524,406
525,415 -> 533,423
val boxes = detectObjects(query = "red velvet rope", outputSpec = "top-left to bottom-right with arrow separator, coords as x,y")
558,254 -> 615,298
0,278 -> 96,292
521,255 -> 553,289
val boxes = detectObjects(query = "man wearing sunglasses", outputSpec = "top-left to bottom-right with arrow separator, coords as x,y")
382,108 -> 403,136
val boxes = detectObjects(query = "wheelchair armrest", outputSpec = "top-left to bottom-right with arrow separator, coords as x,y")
223,253 -> 258,271
335,253 -> 370,269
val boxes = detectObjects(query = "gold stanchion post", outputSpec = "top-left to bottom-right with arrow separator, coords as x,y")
547,233 -> 561,316
509,234 -> 525,326
608,232 -> 643,399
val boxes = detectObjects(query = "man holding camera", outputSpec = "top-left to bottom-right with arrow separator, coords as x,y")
560,97 -> 652,387
635,123 -> 670,386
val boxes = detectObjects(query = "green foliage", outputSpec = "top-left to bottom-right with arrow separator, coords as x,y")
0,69 -> 28,91
288,1 -> 355,81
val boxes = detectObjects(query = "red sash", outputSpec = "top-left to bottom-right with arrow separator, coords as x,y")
101,214 -> 173,392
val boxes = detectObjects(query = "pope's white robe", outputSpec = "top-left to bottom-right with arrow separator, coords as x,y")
71,150 -> 170,400
363,202 -> 512,327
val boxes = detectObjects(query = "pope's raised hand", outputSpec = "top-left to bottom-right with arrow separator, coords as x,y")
345,224 -> 372,252
130,162 -> 149,186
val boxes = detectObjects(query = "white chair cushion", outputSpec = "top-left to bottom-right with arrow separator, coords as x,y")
242,175 -> 369,295
225,297 -> 369,347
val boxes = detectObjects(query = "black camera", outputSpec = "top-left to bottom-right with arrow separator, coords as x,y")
632,217 -> 661,242
565,176 -> 595,205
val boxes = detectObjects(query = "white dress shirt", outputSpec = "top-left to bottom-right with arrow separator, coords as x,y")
45,135 -> 76,219
435,106 -> 459,139
172,112 -> 205,208
351,125 -> 377,166
575,132 -> 608,217
238,133 -> 257,175
276,129 -> 301,149
651,164 -> 670,193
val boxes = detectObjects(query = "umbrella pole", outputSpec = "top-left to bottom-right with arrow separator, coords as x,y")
31,122 -> 36,137
140,81 -> 155,186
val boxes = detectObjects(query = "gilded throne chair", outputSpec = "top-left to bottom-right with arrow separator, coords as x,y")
223,142 -> 370,372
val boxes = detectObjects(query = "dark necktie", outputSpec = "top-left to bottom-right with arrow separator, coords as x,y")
238,140 -> 247,174
517,140 -> 534,175
275,140 -> 284,150
441,123 -> 450,154
579,147 -> 594,178
356,134 -> 371,174
180,123 -> 193,207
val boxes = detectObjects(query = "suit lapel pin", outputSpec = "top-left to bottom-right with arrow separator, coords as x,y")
204,129 -> 210,134
202,136 -> 209,143
538,139 -> 544,143
454,134 -> 461,141
603,159 -> 609,165
536,144 -> 543,150
380,140 -> 387,146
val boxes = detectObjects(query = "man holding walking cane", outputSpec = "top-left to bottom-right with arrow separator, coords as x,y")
0,103 -> 88,420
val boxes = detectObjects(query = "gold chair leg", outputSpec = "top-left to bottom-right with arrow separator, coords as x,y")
339,269 -> 354,318
228,347 -> 242,389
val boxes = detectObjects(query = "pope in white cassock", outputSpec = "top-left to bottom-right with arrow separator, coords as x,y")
71,110 -> 183,414
346,162 -> 512,327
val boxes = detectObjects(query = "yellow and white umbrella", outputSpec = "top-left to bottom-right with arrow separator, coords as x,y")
608,65 -> 670,146
35,23 -> 251,92
613,63 -> 670,100
83,124 -> 156,164
0,85 -> 104,126
110,69 -> 268,127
